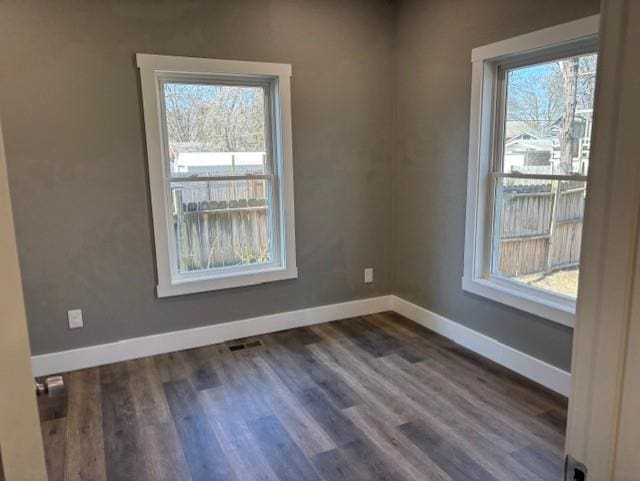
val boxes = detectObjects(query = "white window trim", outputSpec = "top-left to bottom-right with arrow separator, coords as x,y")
462,16 -> 600,328
137,54 -> 297,297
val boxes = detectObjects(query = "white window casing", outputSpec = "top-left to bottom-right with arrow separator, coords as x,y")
137,54 -> 297,297
462,16 -> 600,327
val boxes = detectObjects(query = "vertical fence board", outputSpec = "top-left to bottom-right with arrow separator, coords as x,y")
497,180 -> 585,277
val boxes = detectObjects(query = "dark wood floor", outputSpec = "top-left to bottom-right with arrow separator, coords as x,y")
38,312 -> 567,481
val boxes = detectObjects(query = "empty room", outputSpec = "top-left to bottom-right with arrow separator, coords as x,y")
1,0 -> 639,480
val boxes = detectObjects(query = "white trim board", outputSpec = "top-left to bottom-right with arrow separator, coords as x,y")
462,15 -> 599,327
390,295 -> 571,396
31,295 -> 571,396
471,14 -> 599,62
31,296 -> 391,377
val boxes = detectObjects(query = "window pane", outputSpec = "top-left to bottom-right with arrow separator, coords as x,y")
503,53 -> 597,175
163,82 -> 268,177
492,177 -> 586,298
171,179 -> 272,273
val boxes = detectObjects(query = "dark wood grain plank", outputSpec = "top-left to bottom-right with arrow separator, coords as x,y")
537,409 -> 568,434
377,354 -> 547,453
376,312 -> 566,410
309,325 -> 419,424
510,445 -> 565,481
399,420 -> 500,481
126,357 -> 171,427
344,405 -> 452,481
297,387 -> 360,446
41,418 -> 66,481
332,317 -> 402,358
249,357 -> 336,456
101,362 -> 149,481
65,368 -> 107,481
199,386 -> 281,481
340,439 -> 406,481
214,350 -> 272,422
249,415 -> 323,481
261,343 -> 317,394
164,379 -> 235,481
271,327 -> 322,346
182,348 -> 221,391
154,351 -> 191,383
140,422 -> 194,481
40,313 -> 566,481
266,334 -> 362,409
306,340 -> 411,427
312,448 -> 367,481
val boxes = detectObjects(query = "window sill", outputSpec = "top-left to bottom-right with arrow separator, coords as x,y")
462,275 -> 575,327
157,265 -> 298,298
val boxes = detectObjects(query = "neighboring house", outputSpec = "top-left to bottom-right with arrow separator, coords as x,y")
503,109 -> 593,175
168,145 -> 268,205
170,143 -> 266,176
548,109 -> 593,174
504,133 -> 554,174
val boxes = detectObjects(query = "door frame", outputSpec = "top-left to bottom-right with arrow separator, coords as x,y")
565,0 -> 640,478
0,115 -> 48,480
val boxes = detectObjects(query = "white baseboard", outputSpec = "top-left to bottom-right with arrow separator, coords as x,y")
31,294 -> 571,396
390,295 -> 571,396
31,296 -> 392,377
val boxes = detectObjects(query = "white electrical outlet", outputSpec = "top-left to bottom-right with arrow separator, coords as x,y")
364,267 -> 374,284
68,309 -> 83,329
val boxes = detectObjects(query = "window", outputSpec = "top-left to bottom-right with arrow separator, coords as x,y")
463,16 -> 599,326
137,55 -> 297,297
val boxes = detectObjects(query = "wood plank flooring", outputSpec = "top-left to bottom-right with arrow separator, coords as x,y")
38,312 -> 567,481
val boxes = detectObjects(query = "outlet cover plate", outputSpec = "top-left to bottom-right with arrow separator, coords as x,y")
68,309 -> 83,329
364,268 -> 374,284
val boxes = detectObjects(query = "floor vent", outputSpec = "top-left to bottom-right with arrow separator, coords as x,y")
227,339 -> 263,352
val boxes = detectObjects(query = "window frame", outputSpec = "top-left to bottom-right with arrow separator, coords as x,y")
137,54 -> 297,297
462,16 -> 599,327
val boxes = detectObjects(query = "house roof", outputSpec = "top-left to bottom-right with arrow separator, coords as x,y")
505,121 -> 543,141
505,138 -> 553,153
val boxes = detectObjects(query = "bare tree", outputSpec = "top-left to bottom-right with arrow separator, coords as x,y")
577,54 -> 597,110
163,83 -> 265,155
163,83 -> 213,145
507,68 -> 561,134
557,58 -> 579,174
505,53 -> 596,175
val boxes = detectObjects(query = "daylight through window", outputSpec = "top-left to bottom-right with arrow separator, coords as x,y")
138,55 -> 296,296
164,81 -> 274,273
492,53 -> 597,299
463,18 -> 599,326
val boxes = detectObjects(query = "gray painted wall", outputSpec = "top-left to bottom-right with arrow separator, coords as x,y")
392,0 -> 600,371
0,0 -> 394,355
1,0 -> 601,371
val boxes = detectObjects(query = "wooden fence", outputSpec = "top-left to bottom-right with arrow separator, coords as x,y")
496,179 -> 585,277
172,180 -> 270,272
171,177 -> 584,277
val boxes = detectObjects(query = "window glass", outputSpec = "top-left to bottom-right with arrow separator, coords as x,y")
161,81 -> 274,274
163,82 -> 268,178
502,53 -> 597,175
492,177 -> 586,298
492,52 -> 597,298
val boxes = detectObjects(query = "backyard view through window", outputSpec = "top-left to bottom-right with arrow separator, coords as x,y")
162,81 -> 274,274
491,52 -> 597,298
